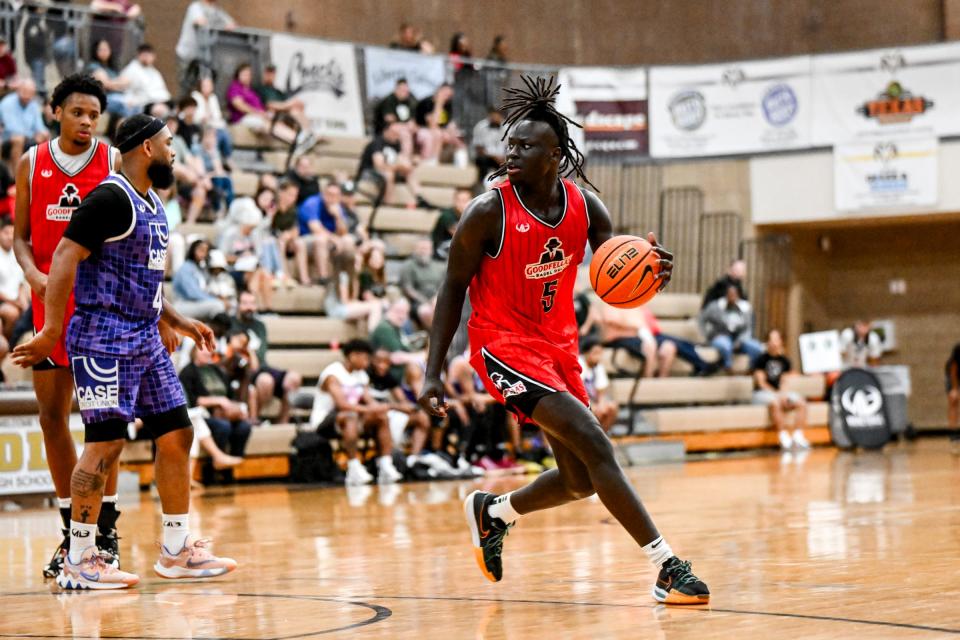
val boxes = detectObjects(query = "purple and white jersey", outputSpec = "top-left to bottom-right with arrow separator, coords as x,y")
67,174 -> 168,358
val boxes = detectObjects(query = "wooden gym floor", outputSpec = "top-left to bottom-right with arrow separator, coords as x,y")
1,438 -> 959,639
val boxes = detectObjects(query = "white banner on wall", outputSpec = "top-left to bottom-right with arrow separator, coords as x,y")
270,34 -> 365,137
363,46 -> 447,102
0,415 -> 83,496
556,67 -> 648,156
812,42 -> 960,146
649,56 -> 812,158
833,137 -> 938,211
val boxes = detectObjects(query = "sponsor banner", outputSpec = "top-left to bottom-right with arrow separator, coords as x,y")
270,34 -> 365,137
649,56 -> 812,157
812,42 -> 960,145
833,137 -> 937,211
556,67 -> 648,156
363,46 -> 447,102
0,416 -> 84,496
829,368 -> 891,449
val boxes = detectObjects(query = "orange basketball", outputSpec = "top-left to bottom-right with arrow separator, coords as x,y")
589,235 -> 661,308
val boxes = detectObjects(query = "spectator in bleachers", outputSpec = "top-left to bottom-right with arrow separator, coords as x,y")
298,181 -> 356,284
221,328 -> 258,415
267,181 -> 310,286
173,239 -> 227,319
702,259 -> 747,309
947,343 -> 960,431
176,0 -> 235,90
232,291 -> 303,424
370,297 -> 426,382
177,96 -> 202,148
591,303 -> 673,378
359,244 -> 387,302
357,120 -> 423,207
188,409 -> 243,485
166,114 -> 211,222
179,342 -> 253,461
400,239 -> 444,328
699,284 -> 764,372
0,218 -> 27,350
1,79 -> 49,171
89,0 -> 143,57
196,125 -> 234,211
85,39 -> 134,119
226,63 -> 307,152
0,36 -> 19,93
487,35 -> 509,63
374,78 -> 417,134
390,23 -> 433,53
431,187 -> 471,260
192,75 -> 232,160
256,64 -> 311,133
204,249 -> 237,311
753,329 -> 809,450
448,32 -> 473,73
21,6 -> 49,95
368,347 -> 431,466
220,197 -> 275,312
839,320 -> 882,368
286,155 -> 320,205
579,336 -> 618,432
120,44 -> 172,115
472,106 -> 506,182
415,83 -> 466,167
310,338 -> 404,486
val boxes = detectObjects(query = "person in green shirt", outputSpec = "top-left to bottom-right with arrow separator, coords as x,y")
370,297 -> 425,382
431,187 -> 472,260
255,64 -> 310,133
232,291 -> 303,423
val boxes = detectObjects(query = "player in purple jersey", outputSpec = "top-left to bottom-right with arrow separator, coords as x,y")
14,115 -> 238,590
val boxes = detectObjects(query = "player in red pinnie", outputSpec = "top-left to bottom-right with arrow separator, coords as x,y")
418,76 -> 709,605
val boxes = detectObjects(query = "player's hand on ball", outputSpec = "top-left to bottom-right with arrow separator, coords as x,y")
11,329 -> 58,368
647,232 -> 674,291
158,319 -> 181,354
418,377 -> 448,417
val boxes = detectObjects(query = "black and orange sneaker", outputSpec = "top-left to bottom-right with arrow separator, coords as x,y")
652,556 -> 710,605
464,490 -> 512,582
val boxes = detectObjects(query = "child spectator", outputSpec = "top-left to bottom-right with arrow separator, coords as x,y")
579,336 -> 618,432
753,329 -> 809,450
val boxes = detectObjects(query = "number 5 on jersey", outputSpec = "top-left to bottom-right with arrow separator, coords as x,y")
541,279 -> 558,312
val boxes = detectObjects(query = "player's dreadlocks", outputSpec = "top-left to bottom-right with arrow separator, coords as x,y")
491,74 -> 595,190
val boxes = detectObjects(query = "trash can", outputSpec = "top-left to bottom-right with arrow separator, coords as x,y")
872,365 -> 911,436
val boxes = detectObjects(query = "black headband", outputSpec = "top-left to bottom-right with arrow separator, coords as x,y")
116,118 -> 166,154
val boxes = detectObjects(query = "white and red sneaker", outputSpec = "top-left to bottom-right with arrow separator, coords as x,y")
154,536 -> 237,579
56,547 -> 140,590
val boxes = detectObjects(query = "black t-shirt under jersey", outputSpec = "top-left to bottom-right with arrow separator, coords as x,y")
62,183 -> 138,255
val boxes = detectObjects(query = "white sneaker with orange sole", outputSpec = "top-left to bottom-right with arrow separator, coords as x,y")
154,536 -> 237,579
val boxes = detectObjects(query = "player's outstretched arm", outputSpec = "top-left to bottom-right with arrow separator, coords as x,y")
12,238 -> 89,367
581,188 -> 674,291
418,191 -> 502,417
12,153 -> 46,300
160,296 -> 216,352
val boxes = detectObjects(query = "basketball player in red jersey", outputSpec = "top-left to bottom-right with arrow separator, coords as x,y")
12,74 -> 175,578
419,77 -> 709,604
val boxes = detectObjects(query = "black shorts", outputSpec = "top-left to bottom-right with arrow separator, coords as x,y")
257,366 -> 288,399
33,358 -> 67,372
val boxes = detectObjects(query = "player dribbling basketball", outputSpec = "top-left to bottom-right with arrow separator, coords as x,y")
418,76 -> 709,604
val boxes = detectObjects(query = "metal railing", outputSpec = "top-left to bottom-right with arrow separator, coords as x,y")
0,0 -> 143,94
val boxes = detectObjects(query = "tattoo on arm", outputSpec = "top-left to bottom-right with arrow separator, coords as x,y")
71,468 -> 105,498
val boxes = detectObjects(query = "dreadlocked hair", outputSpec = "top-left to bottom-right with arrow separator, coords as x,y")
491,74 -> 595,190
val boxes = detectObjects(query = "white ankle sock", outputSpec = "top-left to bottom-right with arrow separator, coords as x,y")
102,494 -> 119,505
487,492 -> 521,524
642,536 -> 674,570
377,455 -> 395,468
68,521 -> 97,564
347,458 -> 365,471
57,497 -> 71,509
161,513 -> 190,553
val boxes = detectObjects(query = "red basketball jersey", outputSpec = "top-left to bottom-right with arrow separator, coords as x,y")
29,138 -> 113,273
468,178 -> 589,357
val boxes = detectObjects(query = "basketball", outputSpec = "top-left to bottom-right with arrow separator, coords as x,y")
589,235 -> 661,308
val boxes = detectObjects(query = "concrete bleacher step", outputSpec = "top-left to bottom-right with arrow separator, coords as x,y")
413,164 -> 478,188
644,293 -> 701,319
355,205 -> 439,233
262,316 -> 361,346
603,349 -> 750,376
312,136 -> 367,158
643,402 -> 829,433
610,375 -> 754,406
271,286 -> 327,314
267,349 -> 341,380
384,183 -> 458,208
229,125 -> 284,150
177,222 -> 219,243
232,171 -> 261,197
655,318 -> 702,342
